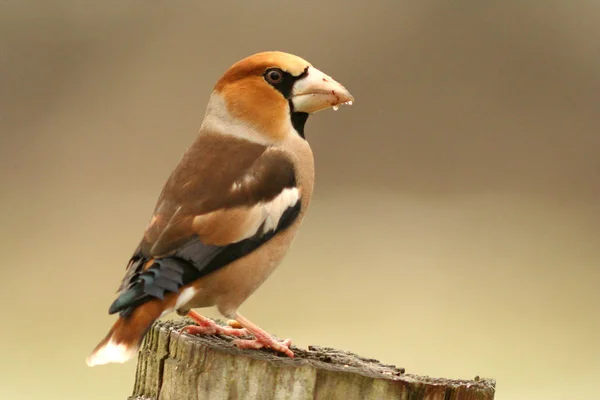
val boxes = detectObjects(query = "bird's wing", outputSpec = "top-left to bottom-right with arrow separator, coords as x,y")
109,134 -> 301,316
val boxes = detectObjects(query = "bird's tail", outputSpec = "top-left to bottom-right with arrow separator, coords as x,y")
86,301 -> 166,367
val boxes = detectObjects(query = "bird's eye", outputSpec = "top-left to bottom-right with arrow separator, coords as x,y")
265,68 -> 284,85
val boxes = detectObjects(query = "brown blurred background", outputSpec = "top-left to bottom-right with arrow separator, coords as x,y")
1,1 -> 599,399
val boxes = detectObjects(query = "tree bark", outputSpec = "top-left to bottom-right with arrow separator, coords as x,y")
128,319 -> 495,400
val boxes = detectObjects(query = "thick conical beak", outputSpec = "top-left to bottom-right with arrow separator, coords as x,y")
291,66 -> 354,114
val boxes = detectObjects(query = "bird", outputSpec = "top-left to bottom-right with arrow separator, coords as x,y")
86,51 -> 353,366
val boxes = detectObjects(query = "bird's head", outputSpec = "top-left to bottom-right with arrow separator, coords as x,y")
203,51 -> 354,142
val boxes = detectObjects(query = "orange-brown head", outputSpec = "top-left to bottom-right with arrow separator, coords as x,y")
203,51 -> 353,142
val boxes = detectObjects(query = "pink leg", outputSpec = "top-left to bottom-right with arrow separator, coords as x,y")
231,313 -> 294,358
181,310 -> 249,337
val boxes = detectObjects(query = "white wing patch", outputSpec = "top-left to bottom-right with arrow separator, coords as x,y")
238,187 -> 300,241
192,187 -> 300,245
261,187 -> 299,233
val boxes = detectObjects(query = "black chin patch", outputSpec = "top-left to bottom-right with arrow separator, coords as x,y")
290,112 -> 309,139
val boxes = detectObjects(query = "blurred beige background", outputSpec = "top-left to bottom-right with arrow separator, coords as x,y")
1,1 -> 599,399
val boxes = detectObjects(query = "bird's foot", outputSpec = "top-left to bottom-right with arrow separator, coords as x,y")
182,310 -> 249,337
233,336 -> 294,358
230,313 -> 294,358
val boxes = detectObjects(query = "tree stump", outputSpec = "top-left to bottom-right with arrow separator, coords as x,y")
128,319 -> 495,400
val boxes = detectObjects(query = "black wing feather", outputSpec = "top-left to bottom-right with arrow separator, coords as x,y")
108,200 -> 301,317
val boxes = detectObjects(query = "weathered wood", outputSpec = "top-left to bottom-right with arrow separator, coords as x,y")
128,319 -> 495,400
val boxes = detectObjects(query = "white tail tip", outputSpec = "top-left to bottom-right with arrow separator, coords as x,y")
85,338 -> 137,367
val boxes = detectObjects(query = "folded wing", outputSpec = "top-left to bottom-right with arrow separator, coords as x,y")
108,135 -> 300,316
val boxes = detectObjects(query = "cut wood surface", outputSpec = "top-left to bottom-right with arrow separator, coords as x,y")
128,319 -> 495,400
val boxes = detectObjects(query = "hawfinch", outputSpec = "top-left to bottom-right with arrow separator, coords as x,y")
86,51 -> 353,366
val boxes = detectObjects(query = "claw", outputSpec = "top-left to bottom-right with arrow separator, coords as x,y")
227,319 -> 244,329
